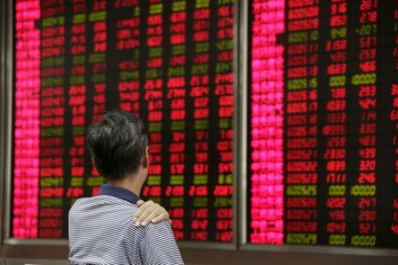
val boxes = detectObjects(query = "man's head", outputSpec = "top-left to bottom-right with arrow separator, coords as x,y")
86,109 -> 149,181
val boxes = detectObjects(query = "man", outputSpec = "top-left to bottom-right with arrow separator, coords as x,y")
69,110 -> 184,265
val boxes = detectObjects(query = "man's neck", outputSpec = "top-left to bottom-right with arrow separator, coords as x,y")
108,173 -> 143,196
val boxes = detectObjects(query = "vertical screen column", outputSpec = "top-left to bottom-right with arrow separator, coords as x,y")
67,0 -> 86,209
90,0 -> 107,125
249,0 -> 285,244
390,0 -> 398,240
188,1 -> 211,242
83,1 -> 108,194
13,0 -> 41,238
111,0 -> 142,205
166,0 -> 187,240
348,0 -> 378,248
213,0 -> 234,243
141,0 -> 164,209
116,1 -> 141,114
39,0 -> 66,238
284,0 -> 320,245
321,0 -> 348,246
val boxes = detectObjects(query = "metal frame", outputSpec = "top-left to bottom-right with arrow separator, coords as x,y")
0,0 -> 7,247
2,0 -> 13,246
2,0 -> 398,258
240,243 -> 398,257
232,0 -> 242,251
237,0 -> 249,249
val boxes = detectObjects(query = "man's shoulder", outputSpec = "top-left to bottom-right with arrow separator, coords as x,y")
69,196 -> 97,210
70,195 -> 138,214
69,197 -> 93,218
72,195 -> 135,205
142,220 -> 174,237
69,196 -> 140,234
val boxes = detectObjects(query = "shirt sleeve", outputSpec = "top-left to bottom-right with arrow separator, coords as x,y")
139,221 -> 184,265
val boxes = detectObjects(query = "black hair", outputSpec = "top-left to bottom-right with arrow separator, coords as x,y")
86,109 -> 148,181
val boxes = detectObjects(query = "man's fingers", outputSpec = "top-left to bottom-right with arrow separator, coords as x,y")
133,200 -> 144,220
138,200 -> 154,210
152,212 -> 170,224
134,200 -> 154,220
133,200 -> 171,227
141,210 -> 161,226
137,199 -> 144,207
135,208 -> 151,226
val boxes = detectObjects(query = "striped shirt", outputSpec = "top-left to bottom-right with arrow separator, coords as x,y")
69,184 -> 184,265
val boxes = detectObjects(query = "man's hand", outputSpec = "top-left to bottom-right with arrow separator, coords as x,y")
134,200 -> 171,227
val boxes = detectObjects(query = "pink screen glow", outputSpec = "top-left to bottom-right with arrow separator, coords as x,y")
250,0 -> 285,244
13,0 -> 41,238
12,0 -> 234,241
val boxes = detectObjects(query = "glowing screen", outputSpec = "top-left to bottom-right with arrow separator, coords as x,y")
13,0 -> 234,242
249,0 -> 398,248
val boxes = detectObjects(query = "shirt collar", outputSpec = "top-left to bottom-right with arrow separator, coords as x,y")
98,184 -> 140,205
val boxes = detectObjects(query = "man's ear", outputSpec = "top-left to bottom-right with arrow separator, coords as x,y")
143,146 -> 149,168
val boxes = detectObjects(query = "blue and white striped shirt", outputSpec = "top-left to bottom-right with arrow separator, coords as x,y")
69,184 -> 184,265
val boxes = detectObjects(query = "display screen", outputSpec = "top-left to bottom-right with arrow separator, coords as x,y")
249,0 -> 398,247
13,0 -> 233,242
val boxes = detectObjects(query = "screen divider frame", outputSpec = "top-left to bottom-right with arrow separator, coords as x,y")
2,0 -> 239,250
2,0 -> 14,247
4,0 -> 398,257
238,0 -> 398,257
0,0 -> 8,246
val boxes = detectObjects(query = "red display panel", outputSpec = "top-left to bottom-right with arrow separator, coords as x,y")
249,0 -> 398,248
13,0 -> 234,242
